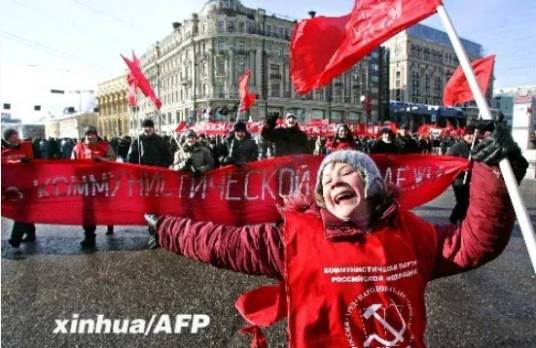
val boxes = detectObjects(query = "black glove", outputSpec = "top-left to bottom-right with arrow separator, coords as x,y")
19,157 -> 31,164
192,168 -> 203,178
472,121 -> 528,182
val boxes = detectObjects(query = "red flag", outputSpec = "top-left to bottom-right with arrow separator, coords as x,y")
238,70 -> 257,111
175,121 -> 187,133
121,52 -> 162,110
443,54 -> 496,106
127,74 -> 138,107
291,0 -> 442,94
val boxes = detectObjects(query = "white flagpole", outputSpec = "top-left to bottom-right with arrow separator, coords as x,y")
437,4 -> 536,273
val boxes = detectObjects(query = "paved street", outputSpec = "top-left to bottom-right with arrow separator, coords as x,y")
2,180 -> 535,348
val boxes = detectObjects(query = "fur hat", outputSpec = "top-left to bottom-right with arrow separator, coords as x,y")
84,126 -> 98,136
183,129 -> 197,138
3,128 -> 18,141
141,119 -> 155,128
234,121 -> 247,132
315,150 -> 384,207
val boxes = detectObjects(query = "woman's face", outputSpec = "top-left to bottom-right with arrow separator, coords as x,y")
337,127 -> 349,139
321,162 -> 367,221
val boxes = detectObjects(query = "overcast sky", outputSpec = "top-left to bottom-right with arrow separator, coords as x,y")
1,0 -> 535,122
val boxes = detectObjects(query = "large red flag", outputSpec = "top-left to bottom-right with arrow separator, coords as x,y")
121,52 -> 162,110
238,70 -> 257,111
443,54 -> 496,106
291,0 -> 442,94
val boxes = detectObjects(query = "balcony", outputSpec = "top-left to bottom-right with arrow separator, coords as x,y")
234,48 -> 248,55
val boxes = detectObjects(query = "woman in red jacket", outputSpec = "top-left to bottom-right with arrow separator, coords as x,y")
326,124 -> 357,153
145,122 -> 527,348
2,129 -> 36,248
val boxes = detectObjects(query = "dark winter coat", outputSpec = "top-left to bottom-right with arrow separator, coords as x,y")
219,132 -> 259,166
370,140 -> 400,154
171,143 -> 215,174
127,134 -> 172,167
261,122 -> 311,156
447,140 -> 472,186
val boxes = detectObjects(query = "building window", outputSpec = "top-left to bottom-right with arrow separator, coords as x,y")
266,24 -> 271,35
425,74 -> 431,97
217,21 -> 224,33
238,21 -> 245,32
227,21 -> 235,33
411,71 -> 420,96
216,59 -> 225,75
423,48 -> 430,60
271,83 -> 280,97
217,39 -> 224,53
278,27 -> 284,38
434,76 -> 442,97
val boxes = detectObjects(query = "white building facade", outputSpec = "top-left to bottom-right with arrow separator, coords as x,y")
132,0 -> 385,135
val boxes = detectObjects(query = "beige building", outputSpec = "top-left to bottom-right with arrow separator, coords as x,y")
133,0 -> 385,135
96,75 -> 129,138
384,24 -> 490,106
45,112 -> 99,139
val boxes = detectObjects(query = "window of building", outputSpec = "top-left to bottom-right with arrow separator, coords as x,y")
411,71 -> 420,96
217,21 -> 224,33
238,21 -> 245,32
271,83 -> 280,97
176,111 -> 180,123
266,24 -> 271,35
217,39 -> 225,53
227,21 -> 235,33
216,59 -> 225,75
423,48 -> 430,60
434,76 -> 442,97
278,27 -> 284,38
425,74 -> 431,96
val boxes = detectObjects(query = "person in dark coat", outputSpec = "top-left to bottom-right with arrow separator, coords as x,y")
447,127 -> 475,224
261,112 -> 311,156
219,121 -> 259,166
127,119 -> 172,167
116,135 -> 132,160
370,128 -> 400,154
170,130 -> 215,175
396,126 -> 420,154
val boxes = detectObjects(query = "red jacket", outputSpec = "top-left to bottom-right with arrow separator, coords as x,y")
156,162 -> 514,346
326,138 -> 356,153
1,141 -> 34,162
71,141 -> 112,160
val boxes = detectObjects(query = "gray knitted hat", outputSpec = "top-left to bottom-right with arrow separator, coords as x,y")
315,150 -> 384,206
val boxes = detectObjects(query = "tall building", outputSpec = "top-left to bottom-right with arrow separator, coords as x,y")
96,75 -> 129,138
383,24 -> 489,107
133,0 -> 385,135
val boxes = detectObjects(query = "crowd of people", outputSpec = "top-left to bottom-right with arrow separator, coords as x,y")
0,112 -> 510,250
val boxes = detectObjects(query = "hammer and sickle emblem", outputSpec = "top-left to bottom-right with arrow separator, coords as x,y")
362,303 -> 406,347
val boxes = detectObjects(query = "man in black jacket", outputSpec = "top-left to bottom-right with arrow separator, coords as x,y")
447,128 -> 475,224
261,112 -> 311,156
220,121 -> 258,166
127,119 -> 172,167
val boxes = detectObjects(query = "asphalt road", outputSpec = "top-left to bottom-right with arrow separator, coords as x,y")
2,181 -> 535,348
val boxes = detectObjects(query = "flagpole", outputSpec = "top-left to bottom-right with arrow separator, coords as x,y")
436,4 -> 536,273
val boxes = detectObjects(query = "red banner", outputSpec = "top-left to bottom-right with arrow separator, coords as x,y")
1,155 -> 468,226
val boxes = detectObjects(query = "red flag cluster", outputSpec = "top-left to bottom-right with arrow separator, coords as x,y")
291,0 -> 442,94
121,52 -> 162,110
443,54 -> 496,106
238,70 -> 257,111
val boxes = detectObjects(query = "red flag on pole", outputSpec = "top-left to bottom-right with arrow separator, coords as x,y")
121,52 -> 162,110
175,121 -> 188,133
127,74 -> 138,107
291,0 -> 442,95
238,70 -> 257,111
442,54 -> 496,106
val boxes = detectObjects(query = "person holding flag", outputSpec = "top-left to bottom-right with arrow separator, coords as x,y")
261,112 -> 311,156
